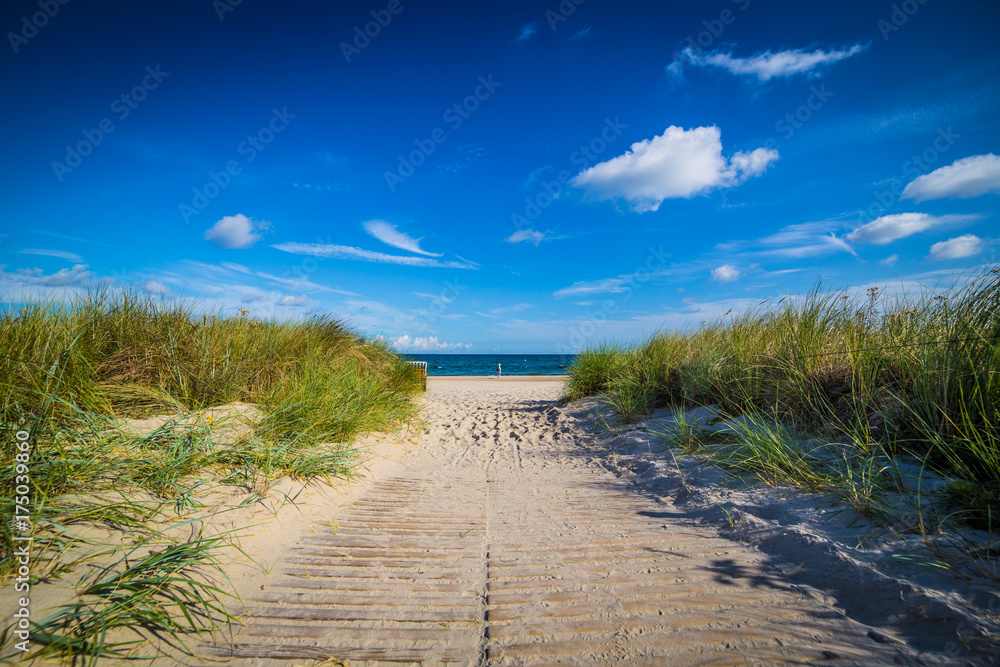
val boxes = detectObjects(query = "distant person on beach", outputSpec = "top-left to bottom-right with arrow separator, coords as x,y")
498,363 -> 502,377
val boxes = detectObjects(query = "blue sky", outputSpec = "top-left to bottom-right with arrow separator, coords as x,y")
1,0 -> 998,353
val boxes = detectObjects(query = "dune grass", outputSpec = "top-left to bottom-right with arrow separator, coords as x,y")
0,289 -> 422,662
566,267 -> 1000,531
23,528 -> 237,666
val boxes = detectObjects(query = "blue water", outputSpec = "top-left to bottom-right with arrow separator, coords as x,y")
403,354 -> 575,376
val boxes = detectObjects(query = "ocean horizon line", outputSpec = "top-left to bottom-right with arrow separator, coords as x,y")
401,352 -> 575,376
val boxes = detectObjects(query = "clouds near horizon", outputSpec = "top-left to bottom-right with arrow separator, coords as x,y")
572,126 -> 778,212
390,335 -> 472,351
1,263 -> 93,290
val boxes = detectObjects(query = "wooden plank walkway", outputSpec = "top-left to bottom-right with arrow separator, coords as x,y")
204,379 -> 908,666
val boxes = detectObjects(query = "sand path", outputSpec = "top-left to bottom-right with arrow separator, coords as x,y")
211,378 -> 913,665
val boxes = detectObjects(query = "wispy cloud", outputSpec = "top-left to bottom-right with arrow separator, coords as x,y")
291,182 -> 339,192
740,220 -> 852,258
845,213 -> 977,245
672,44 -> 867,82
902,153 -> 1000,201
221,261 -> 251,274
757,220 -> 841,246
554,277 -> 630,297
764,235 -> 857,258
315,150 -> 352,167
506,229 -> 549,245
413,291 -> 455,303
475,303 -> 534,318
928,234 -> 984,260
363,220 -> 442,256
569,25 -> 592,43
272,242 -> 478,269
204,214 -> 272,249
553,255 -> 699,299
252,269 -> 359,295
30,229 -> 119,248
18,248 -> 82,262
515,22 -> 538,42
523,165 -> 553,188
572,125 -> 777,212
184,260 -> 358,296
716,219 -> 860,260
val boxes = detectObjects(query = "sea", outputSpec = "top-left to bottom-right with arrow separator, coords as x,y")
402,354 -> 575,376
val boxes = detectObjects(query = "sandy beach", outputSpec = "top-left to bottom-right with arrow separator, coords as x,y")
185,376 -> 997,665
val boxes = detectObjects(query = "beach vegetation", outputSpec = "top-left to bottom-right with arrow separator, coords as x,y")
0,289 -> 421,662
566,267 -> 1000,539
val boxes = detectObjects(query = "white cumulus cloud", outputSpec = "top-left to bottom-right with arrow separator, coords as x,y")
204,214 -> 271,249
928,234 -> 983,261
902,154 -> 1000,202
674,44 -> 867,81
711,264 -> 740,283
363,220 -> 442,256
845,213 -> 975,245
572,126 -> 777,213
